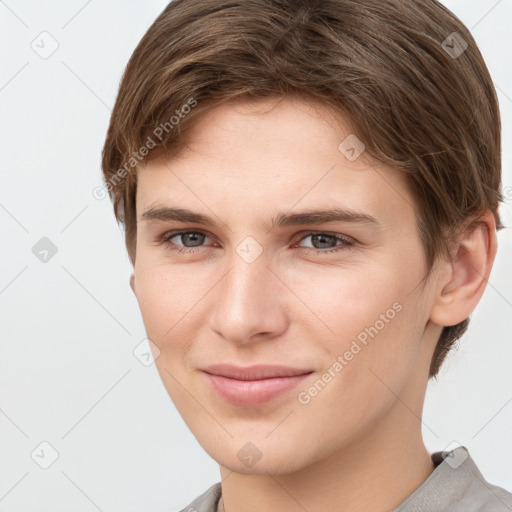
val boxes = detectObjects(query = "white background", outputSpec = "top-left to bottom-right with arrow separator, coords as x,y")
0,1 -> 511,511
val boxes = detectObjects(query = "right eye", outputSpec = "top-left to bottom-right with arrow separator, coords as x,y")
160,230 -> 215,254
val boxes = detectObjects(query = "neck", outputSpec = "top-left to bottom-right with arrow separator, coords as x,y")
218,398 -> 435,512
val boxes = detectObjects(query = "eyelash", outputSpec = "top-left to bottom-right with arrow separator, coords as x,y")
158,230 -> 355,255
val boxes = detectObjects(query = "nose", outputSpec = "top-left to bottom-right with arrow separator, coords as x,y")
208,248 -> 289,346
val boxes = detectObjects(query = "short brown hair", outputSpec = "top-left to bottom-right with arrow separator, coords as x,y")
101,0 -> 503,378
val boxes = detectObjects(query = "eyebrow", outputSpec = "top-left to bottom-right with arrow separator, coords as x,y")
140,206 -> 381,230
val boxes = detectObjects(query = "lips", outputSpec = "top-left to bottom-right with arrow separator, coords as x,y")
203,363 -> 312,380
202,364 -> 314,407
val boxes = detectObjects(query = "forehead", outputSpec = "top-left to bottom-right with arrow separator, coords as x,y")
136,97 -> 415,227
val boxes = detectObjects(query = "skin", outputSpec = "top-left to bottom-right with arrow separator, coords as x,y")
129,96 -> 497,512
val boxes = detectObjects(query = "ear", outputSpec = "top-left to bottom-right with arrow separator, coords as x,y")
129,273 -> 136,295
429,210 -> 498,327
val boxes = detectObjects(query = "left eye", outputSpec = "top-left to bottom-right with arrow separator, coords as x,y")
297,232 -> 353,252
160,231 -> 354,255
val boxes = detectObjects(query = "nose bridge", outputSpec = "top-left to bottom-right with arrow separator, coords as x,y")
222,247 -> 272,317
210,243 -> 285,343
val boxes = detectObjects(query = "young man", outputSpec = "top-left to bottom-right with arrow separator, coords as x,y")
101,0 -> 511,510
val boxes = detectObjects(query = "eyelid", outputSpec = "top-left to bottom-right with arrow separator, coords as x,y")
158,229 -> 354,244
158,228 -> 356,255
295,230 -> 355,245
159,229 -> 216,246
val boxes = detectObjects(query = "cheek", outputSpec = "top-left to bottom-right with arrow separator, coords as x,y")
134,265 -> 200,344
287,262 -> 425,391
286,258 -> 413,338
134,267 -> 205,406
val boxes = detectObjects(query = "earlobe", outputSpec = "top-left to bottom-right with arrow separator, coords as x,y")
429,211 -> 498,327
129,273 -> 136,295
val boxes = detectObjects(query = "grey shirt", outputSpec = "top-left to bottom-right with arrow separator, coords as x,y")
178,446 -> 512,511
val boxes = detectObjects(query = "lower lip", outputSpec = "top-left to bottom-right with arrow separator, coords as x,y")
204,372 -> 313,407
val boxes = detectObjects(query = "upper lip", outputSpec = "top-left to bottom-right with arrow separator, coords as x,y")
202,364 -> 313,381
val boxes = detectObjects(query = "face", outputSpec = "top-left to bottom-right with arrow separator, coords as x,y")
131,97 -> 441,475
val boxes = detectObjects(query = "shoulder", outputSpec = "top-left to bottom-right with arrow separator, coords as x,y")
447,448 -> 512,511
175,482 -> 222,512
395,446 -> 512,511
468,479 -> 512,511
